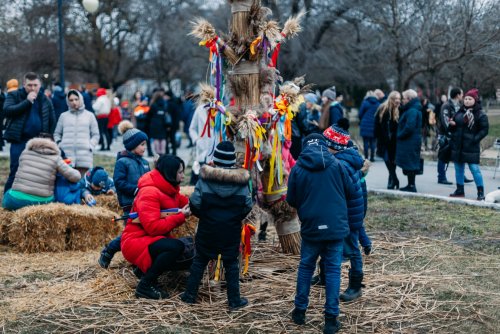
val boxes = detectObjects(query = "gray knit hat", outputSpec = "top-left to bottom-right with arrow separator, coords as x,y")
118,120 -> 148,151
322,86 -> 336,100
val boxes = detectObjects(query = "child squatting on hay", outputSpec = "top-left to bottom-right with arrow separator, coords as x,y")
2,136 -> 81,211
286,133 -> 357,334
120,155 -> 192,300
98,120 -> 150,269
181,141 -> 253,310
80,166 -> 116,206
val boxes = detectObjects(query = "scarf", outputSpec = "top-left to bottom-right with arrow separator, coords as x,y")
463,108 -> 475,130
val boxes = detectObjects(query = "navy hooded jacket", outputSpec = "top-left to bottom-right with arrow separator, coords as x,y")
359,96 -> 381,138
334,148 -> 365,230
113,150 -> 151,208
287,135 -> 353,242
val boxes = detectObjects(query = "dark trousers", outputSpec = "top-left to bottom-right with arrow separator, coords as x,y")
106,128 -> 113,149
97,118 -> 109,149
184,251 -> 241,305
437,159 -> 448,182
143,238 -> 185,282
4,142 -> 27,194
362,137 -> 376,160
166,129 -> 177,156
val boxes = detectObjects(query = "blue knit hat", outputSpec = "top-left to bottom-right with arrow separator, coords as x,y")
91,169 -> 109,188
119,120 -> 148,151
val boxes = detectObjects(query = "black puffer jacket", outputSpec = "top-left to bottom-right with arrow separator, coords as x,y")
189,165 -> 253,260
3,88 -> 55,143
450,104 -> 488,164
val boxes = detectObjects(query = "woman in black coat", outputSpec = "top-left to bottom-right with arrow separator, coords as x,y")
395,90 -> 422,192
147,90 -> 169,155
449,88 -> 489,200
375,91 -> 401,189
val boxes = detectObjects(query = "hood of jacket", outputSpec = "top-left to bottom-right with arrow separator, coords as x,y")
335,147 -> 364,171
53,88 -> 66,99
138,169 -> 178,196
297,140 -> 335,171
26,137 -> 60,155
365,96 -> 380,106
66,90 -> 85,113
403,98 -> 422,112
116,149 -> 143,162
200,164 -> 250,198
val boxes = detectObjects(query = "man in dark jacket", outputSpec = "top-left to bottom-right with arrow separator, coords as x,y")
287,133 -> 353,334
182,141 -> 253,310
436,88 -> 462,185
51,83 -> 67,121
3,72 -> 56,193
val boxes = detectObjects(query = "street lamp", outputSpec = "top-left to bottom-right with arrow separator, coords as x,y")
58,0 -> 100,87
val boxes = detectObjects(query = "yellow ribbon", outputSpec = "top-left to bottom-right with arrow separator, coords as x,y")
214,254 -> 222,281
267,131 -> 279,194
250,36 -> 262,55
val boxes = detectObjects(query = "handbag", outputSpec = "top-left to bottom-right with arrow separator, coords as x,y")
438,137 -> 452,163
176,236 -> 196,263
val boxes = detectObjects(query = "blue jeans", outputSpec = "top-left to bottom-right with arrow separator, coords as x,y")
362,137 -> 376,160
106,210 -> 130,255
295,238 -> 343,317
4,142 -> 27,193
454,162 -> 483,187
343,230 -> 363,276
437,159 -> 449,182
358,227 -> 371,248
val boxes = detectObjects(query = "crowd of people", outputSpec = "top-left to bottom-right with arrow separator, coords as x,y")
0,71 -> 493,334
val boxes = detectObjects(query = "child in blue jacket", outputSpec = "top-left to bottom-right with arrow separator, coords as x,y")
80,167 -> 116,205
98,121 -> 150,269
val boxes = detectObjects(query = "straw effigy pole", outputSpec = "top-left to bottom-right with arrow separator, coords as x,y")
190,0 -> 305,255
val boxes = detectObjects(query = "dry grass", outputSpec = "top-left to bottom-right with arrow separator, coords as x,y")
0,231 -> 498,333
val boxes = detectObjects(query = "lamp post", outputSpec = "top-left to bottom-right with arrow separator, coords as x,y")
57,0 -> 99,87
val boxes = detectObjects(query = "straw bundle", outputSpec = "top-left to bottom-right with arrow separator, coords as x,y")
229,0 -> 255,40
0,208 -> 14,245
268,200 -> 301,254
229,60 -> 261,108
95,195 -> 121,214
189,18 -> 238,65
8,203 -> 120,253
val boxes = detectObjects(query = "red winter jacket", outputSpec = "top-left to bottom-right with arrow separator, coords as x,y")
107,107 -> 122,129
121,169 -> 188,273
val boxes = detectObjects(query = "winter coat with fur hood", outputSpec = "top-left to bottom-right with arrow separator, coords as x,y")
12,137 -> 81,197
189,165 -> 253,259
121,169 -> 189,273
54,90 -> 100,169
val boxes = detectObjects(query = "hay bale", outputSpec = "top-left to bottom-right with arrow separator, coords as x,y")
95,195 -> 121,214
170,215 -> 198,238
0,208 -> 14,245
8,203 -> 121,253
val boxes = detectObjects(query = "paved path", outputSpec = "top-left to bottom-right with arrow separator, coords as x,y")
365,158 -> 500,201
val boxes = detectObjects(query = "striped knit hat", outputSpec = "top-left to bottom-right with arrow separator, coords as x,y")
323,125 -> 350,151
118,120 -> 148,151
213,141 -> 236,167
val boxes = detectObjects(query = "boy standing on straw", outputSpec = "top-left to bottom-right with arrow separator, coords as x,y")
323,125 -> 366,302
98,121 -> 150,268
181,141 -> 253,310
287,133 -> 353,334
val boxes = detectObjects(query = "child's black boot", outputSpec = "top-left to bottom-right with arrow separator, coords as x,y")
291,308 -> 306,325
340,273 -> 364,302
323,315 -> 341,334
98,247 -> 113,269
226,259 -> 248,310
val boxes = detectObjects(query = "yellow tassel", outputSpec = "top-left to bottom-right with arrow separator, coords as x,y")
214,254 -> 222,281
250,36 -> 262,55
267,131 -> 278,193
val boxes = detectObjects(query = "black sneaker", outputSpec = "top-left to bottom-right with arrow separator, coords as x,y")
323,316 -> 342,334
464,177 -> 474,183
292,308 -> 306,325
438,180 -> 453,185
400,185 -> 417,193
135,280 -> 169,300
98,248 -> 113,269
340,287 -> 362,302
229,297 -> 248,310
363,245 -> 372,256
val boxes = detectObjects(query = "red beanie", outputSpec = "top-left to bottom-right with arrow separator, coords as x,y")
464,88 -> 479,102
96,88 -> 107,97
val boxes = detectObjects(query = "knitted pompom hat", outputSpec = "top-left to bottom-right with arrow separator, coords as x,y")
323,125 -> 350,151
213,141 -> 236,168
118,120 -> 148,151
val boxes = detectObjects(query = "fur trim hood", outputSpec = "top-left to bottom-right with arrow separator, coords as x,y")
200,164 -> 250,184
26,137 -> 60,155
